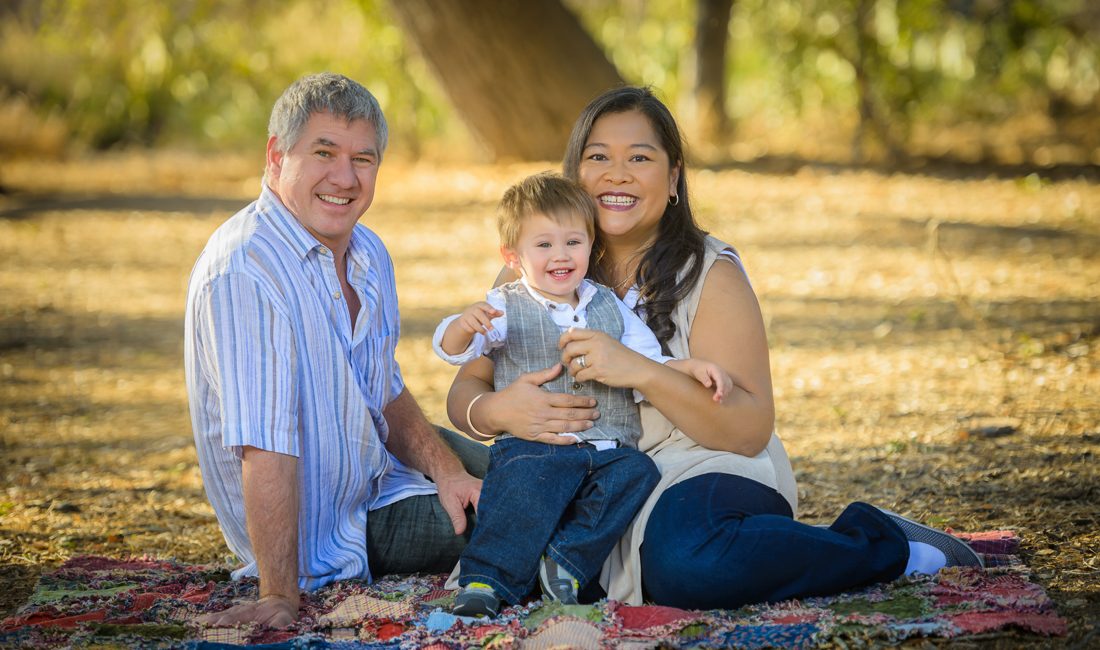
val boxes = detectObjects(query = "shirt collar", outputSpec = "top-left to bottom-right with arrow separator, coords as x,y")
518,276 -> 597,311
258,184 -> 371,278
620,285 -> 641,309
258,184 -> 326,261
346,227 -> 372,284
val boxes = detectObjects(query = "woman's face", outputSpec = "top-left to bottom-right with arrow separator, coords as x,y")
576,110 -> 680,244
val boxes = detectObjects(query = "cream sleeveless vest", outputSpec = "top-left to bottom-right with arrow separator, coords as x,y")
601,235 -> 799,604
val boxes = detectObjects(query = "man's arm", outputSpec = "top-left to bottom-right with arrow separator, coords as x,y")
199,448 -> 300,626
382,388 -> 481,533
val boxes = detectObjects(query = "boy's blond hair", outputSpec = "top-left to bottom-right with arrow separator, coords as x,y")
498,173 -> 597,249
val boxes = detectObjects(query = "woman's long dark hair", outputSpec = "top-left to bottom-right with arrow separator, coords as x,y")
563,86 -> 707,351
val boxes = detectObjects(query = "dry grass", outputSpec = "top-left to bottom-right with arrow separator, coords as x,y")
1,152 -> 1097,645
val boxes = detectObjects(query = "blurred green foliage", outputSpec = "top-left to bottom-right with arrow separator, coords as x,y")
724,0 -> 1099,144
1,0 -> 1096,159
0,0 -> 459,155
575,0 -> 1097,149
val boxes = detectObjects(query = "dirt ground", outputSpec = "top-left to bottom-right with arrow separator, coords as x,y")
1,152 -> 1097,646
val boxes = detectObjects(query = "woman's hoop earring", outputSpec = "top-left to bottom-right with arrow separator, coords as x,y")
669,193 -> 680,206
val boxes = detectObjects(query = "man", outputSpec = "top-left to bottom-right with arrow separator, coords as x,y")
185,73 -> 487,627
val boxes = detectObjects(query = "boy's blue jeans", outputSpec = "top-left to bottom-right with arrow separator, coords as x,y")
459,437 -> 660,604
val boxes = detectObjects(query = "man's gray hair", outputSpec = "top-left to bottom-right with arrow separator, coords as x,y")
268,72 -> 388,159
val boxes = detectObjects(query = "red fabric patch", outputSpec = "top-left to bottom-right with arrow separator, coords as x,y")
947,529 -> 1019,555
119,581 -> 215,612
103,615 -> 144,625
180,581 -> 217,604
376,622 -> 406,640
128,592 -> 170,610
16,610 -> 107,629
251,629 -> 297,644
933,571 -> 1046,608
769,613 -> 820,624
617,605 -> 695,629
474,624 -> 507,638
950,610 -> 1067,636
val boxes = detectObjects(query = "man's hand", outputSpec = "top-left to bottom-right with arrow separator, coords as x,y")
433,471 -> 482,535
198,594 -> 299,628
382,389 -> 484,535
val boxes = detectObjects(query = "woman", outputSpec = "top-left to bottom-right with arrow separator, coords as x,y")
448,86 -> 982,608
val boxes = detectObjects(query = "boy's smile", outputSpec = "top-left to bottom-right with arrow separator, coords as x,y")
502,212 -> 592,307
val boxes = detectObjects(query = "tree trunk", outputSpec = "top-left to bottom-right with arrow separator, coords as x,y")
852,0 -> 873,162
386,0 -> 624,161
851,0 -> 903,163
694,0 -> 733,148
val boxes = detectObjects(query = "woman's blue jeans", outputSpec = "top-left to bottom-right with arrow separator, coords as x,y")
460,437 -> 660,604
640,473 -> 908,609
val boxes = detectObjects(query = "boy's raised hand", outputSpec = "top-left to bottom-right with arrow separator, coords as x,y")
457,301 -> 503,335
683,359 -> 734,403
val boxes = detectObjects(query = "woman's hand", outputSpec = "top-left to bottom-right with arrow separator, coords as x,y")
466,361 -> 598,444
559,327 -> 657,389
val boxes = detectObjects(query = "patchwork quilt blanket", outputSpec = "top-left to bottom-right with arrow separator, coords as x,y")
0,530 -> 1065,649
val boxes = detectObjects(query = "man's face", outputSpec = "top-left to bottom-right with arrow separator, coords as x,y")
266,111 -> 381,251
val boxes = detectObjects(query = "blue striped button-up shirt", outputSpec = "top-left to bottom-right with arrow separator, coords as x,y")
184,185 -> 436,589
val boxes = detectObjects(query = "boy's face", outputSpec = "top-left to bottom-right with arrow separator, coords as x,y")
502,212 -> 592,305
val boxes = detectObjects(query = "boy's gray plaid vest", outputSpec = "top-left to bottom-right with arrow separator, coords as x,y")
490,280 -> 643,447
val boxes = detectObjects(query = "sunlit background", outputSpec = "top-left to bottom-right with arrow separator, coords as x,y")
1,1 -> 1098,641
1,0 -> 1098,165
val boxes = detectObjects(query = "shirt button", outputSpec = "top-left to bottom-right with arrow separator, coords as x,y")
572,382 -> 581,390
573,316 -> 579,322
318,246 -> 329,256
332,290 -> 341,300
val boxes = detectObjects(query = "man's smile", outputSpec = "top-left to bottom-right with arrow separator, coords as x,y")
318,194 -> 352,205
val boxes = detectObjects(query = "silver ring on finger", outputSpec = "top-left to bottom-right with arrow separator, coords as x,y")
577,354 -> 587,369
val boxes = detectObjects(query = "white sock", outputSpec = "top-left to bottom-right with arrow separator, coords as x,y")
905,541 -> 947,575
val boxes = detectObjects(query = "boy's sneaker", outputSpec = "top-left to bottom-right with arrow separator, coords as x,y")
538,556 -> 579,604
877,508 -> 985,569
453,582 -> 501,618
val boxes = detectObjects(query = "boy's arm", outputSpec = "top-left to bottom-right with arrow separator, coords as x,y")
433,298 -> 506,363
666,358 -> 733,403
439,311 -> 479,355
